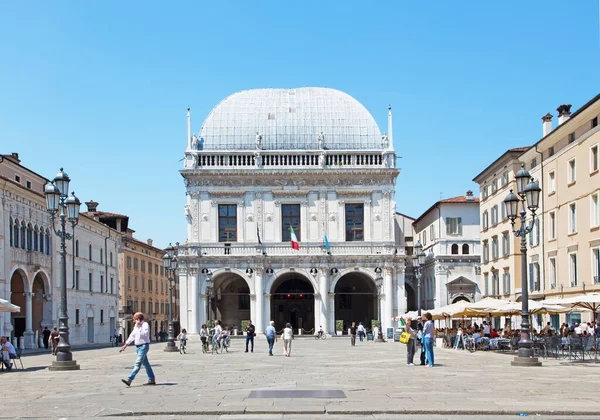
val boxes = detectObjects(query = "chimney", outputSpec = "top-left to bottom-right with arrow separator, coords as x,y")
11,153 -> 20,163
557,104 -> 572,125
147,239 -> 153,246
542,113 -> 553,137
85,200 -> 99,212
466,190 -> 475,201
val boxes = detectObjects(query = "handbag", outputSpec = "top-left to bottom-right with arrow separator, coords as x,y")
399,332 -> 411,344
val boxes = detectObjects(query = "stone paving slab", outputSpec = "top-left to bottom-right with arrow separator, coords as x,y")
3,339 -> 600,418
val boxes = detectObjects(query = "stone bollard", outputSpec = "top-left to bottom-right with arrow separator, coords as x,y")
12,337 -> 18,349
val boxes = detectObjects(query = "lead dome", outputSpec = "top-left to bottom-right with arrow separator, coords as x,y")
198,87 -> 384,151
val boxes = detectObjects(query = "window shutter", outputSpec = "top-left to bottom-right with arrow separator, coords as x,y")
446,218 -> 451,235
529,263 -> 534,292
458,218 -> 462,235
535,220 -> 540,245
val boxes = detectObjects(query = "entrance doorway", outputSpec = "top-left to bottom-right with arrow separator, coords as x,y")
212,273 -> 251,332
270,274 -> 314,331
10,270 -> 27,340
334,273 -> 376,333
405,283 -> 417,312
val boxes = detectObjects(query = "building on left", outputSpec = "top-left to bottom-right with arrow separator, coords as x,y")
0,153 -> 120,348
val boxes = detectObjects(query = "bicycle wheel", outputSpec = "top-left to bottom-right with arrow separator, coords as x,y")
202,343 -> 207,354
322,334 -> 327,340
224,342 -> 229,353
315,335 -> 319,340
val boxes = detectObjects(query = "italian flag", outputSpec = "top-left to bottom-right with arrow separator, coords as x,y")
290,226 -> 299,250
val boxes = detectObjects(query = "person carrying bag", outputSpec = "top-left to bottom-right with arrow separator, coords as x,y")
402,317 -> 417,366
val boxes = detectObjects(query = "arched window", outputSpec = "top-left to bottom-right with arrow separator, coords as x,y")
75,240 -> 79,257
14,219 -> 20,248
20,221 -> 26,250
33,226 -> 39,251
9,218 -> 14,247
462,244 -> 469,255
26,223 -> 33,251
39,227 -> 44,254
451,244 -> 459,255
89,244 -> 92,260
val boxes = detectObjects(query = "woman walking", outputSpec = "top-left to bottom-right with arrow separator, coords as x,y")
282,323 -> 294,357
423,312 -> 435,367
403,317 -> 417,366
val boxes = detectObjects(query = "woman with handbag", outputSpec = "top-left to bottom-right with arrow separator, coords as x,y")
402,317 -> 417,366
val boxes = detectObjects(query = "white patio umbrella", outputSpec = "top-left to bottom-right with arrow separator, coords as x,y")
0,298 -> 20,313
544,293 -> 600,320
488,300 -> 570,316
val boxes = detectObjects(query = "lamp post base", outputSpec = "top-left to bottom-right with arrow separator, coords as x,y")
511,356 -> 542,367
164,342 -> 179,352
375,336 -> 385,342
48,360 -> 80,371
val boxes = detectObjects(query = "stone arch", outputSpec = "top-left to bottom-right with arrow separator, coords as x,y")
210,271 -> 252,330
86,307 -> 95,318
10,267 -> 28,340
269,271 -> 316,331
452,295 -> 472,304
264,268 -> 319,296
333,271 -> 377,333
203,268 -> 254,295
330,267 -> 376,294
109,307 -> 116,318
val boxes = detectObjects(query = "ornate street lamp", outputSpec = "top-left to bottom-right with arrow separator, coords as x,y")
503,163 -> 542,367
374,267 -> 384,342
45,168 -> 81,371
163,244 -> 178,352
412,241 -> 426,316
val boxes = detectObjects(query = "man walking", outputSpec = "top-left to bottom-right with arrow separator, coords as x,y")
245,320 -> 256,353
121,312 -> 156,387
265,321 -> 277,356
350,322 -> 357,346
42,327 -> 51,350
50,327 -> 60,355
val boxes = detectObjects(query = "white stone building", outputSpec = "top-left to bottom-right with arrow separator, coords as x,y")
0,153 -> 119,348
177,87 -> 408,335
411,192 -> 482,311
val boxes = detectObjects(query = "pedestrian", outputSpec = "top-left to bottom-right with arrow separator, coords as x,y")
42,326 -> 51,350
50,327 -> 60,355
423,312 -> 435,367
357,322 -> 365,342
154,330 -> 159,342
350,322 -> 357,346
245,320 -> 256,353
1,336 -> 17,370
403,317 -> 417,366
121,312 -> 156,387
417,317 -> 426,365
282,322 -> 294,357
265,321 -> 277,356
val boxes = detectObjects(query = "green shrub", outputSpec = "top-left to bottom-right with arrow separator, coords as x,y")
335,320 -> 344,332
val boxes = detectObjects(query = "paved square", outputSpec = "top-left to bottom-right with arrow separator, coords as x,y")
3,337 -> 600,419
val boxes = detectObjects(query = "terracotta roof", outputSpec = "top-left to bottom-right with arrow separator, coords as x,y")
439,195 -> 480,204
81,211 -> 128,218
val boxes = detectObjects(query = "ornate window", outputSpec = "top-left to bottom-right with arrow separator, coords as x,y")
462,244 -> 469,255
451,244 -> 459,255
20,221 -> 26,250
218,204 -> 237,242
345,204 -> 364,242
33,226 -> 39,251
281,204 -> 301,242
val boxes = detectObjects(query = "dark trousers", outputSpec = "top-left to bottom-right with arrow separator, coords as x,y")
43,338 -> 49,349
266,336 -> 275,354
406,338 -> 416,364
420,340 -> 426,365
245,335 -> 254,351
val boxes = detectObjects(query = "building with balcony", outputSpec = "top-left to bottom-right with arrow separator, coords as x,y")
474,93 -> 600,328
178,87 -> 408,335
411,191 -> 482,311
1,154 -> 119,348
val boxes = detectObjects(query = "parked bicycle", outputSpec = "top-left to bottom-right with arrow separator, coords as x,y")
315,331 -> 327,340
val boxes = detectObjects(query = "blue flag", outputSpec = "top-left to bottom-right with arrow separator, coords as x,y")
324,235 -> 330,250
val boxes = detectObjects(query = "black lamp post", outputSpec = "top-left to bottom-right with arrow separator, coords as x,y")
163,244 -> 178,352
45,168 -> 81,371
503,163 -> 542,367
205,275 -> 213,325
412,241 -> 426,316
374,267 -> 384,342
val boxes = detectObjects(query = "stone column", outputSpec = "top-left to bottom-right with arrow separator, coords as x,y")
178,269 -> 189,333
23,292 -> 34,349
262,293 -> 271,333
383,265 -> 394,333
314,294 -> 320,334
188,270 -> 198,334
396,265 -> 407,316
201,294 -> 208,326
328,293 -> 336,334
319,266 -> 328,332
254,268 -> 264,333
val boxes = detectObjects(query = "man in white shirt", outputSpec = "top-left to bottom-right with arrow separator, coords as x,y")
1,336 -> 17,371
121,312 -> 155,386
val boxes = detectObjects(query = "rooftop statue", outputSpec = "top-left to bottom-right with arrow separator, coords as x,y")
381,133 -> 389,149
256,132 -> 262,149
318,132 -> 324,149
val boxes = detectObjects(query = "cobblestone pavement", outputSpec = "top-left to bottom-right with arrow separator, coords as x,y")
3,337 -> 600,419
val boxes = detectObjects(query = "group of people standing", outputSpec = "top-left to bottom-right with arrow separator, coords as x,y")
402,312 -> 435,367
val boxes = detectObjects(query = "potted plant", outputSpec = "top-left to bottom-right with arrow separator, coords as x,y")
336,320 -> 344,336
241,319 -> 249,336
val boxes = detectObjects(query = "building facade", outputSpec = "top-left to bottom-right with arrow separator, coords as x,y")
474,94 -> 600,327
1,154 -> 119,348
178,87 -> 408,335
411,192 -> 482,311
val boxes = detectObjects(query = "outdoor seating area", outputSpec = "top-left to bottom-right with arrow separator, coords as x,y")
401,294 -> 600,361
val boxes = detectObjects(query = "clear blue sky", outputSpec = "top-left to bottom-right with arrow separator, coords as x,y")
1,1 -> 599,249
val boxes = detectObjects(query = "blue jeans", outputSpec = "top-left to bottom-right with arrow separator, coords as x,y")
245,334 -> 254,351
128,343 -> 155,382
358,331 -> 364,342
424,337 -> 434,366
266,336 -> 275,354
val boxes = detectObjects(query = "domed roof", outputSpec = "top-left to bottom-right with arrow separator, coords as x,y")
198,87 -> 383,151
